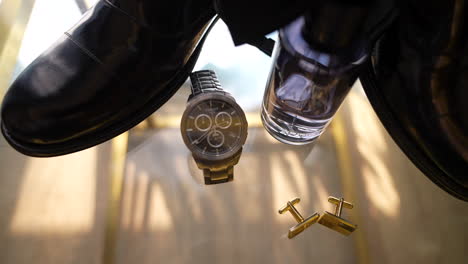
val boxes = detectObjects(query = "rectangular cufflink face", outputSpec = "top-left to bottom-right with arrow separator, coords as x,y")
318,212 -> 357,236
288,213 -> 319,239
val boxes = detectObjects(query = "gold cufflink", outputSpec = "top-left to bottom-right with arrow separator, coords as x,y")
318,196 -> 357,236
278,198 -> 320,239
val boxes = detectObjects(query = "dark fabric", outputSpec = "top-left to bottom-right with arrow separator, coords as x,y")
215,0 -> 397,46
214,0 -> 308,45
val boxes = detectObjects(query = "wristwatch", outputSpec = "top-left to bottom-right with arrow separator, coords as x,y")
181,70 -> 248,184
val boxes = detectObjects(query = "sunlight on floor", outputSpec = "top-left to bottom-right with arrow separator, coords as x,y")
9,149 -> 97,234
121,162 -> 136,229
283,150 -> 309,196
148,183 -> 174,231
348,92 -> 400,218
310,176 -> 332,213
271,153 -> 298,220
131,169 -> 150,232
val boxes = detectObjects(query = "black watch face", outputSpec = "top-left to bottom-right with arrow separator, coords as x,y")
182,98 -> 247,158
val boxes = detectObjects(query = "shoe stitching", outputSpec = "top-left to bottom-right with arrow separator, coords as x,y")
63,32 -> 122,80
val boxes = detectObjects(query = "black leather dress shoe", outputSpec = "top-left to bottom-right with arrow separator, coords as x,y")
360,0 -> 468,201
1,0 -> 216,157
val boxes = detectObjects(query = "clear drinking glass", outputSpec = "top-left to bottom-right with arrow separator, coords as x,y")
261,16 -> 368,145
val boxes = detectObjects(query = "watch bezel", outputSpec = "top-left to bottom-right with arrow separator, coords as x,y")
181,92 -> 248,161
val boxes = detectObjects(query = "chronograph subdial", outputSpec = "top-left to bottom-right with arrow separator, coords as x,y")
194,114 -> 212,131
215,112 -> 232,129
207,130 -> 225,148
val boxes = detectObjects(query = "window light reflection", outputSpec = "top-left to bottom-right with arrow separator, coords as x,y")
9,148 -> 97,234
271,153 -> 295,218
348,91 -> 400,218
132,170 -> 150,232
311,176 -> 331,212
122,161 -> 136,229
283,150 -> 309,197
148,183 -> 174,231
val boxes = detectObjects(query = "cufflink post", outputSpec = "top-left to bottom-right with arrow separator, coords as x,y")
279,198 -> 319,239
318,196 -> 357,236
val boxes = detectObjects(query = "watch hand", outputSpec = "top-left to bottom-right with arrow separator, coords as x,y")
194,125 -> 217,144
194,131 -> 210,144
217,121 -> 230,128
